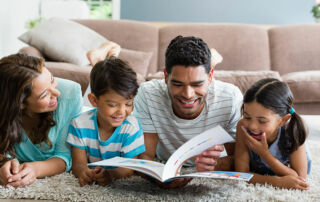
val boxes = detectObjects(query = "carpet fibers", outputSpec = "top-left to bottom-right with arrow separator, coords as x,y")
1,140 -> 319,202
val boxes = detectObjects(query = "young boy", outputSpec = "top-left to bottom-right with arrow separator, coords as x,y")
67,57 -> 145,186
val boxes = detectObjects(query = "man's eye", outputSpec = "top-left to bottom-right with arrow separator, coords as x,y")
192,84 -> 202,87
172,83 -> 182,87
244,117 -> 251,120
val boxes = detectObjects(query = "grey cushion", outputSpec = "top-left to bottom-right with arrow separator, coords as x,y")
19,17 -> 107,66
282,71 -> 320,103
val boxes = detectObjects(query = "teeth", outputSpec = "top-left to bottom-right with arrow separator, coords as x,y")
181,100 -> 195,104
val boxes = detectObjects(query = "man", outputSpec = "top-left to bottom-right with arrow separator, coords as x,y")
133,36 -> 243,187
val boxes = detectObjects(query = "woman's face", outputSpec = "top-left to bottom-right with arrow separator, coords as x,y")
23,67 -> 60,116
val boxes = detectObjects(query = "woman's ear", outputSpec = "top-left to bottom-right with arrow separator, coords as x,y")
280,114 -> 291,127
88,93 -> 98,107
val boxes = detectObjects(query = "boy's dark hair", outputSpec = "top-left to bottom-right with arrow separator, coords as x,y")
90,57 -> 138,99
242,78 -> 307,155
165,36 -> 211,74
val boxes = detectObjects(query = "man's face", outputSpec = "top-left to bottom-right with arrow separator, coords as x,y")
165,65 -> 212,119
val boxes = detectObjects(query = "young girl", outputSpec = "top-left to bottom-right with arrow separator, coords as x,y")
235,78 -> 311,190
0,53 -> 82,187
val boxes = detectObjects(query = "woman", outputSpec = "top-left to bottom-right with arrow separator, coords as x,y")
0,53 -> 82,187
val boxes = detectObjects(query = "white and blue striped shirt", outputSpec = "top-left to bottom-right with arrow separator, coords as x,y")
133,79 -> 243,165
67,108 -> 145,163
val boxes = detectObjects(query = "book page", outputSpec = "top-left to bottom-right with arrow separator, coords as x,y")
172,171 -> 253,181
162,125 -> 234,180
88,157 -> 165,181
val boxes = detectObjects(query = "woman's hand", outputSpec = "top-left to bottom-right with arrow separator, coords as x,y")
0,159 -> 20,186
7,162 -> 37,187
92,167 -> 113,186
241,126 -> 269,157
194,144 -> 224,172
276,175 -> 309,190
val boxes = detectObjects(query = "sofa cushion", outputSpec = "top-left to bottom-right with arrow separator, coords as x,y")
146,70 -> 281,94
19,17 -> 108,66
282,71 -> 320,103
118,49 -> 153,76
213,70 -> 282,93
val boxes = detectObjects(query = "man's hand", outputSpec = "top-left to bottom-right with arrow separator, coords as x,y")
0,159 -> 20,186
194,144 -> 224,172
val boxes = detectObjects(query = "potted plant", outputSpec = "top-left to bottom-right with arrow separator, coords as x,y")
311,0 -> 320,22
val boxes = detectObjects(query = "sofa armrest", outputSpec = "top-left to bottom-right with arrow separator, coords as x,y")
18,46 -> 45,59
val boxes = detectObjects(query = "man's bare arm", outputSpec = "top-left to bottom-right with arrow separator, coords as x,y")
138,132 -> 159,160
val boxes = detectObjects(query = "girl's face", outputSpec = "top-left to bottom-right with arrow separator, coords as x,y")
242,101 -> 286,143
24,67 -> 60,116
89,90 -> 134,129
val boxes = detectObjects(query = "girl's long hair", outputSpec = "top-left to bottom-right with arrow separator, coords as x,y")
0,53 -> 55,164
242,78 -> 307,155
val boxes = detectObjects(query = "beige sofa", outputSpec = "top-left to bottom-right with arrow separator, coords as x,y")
19,19 -> 320,115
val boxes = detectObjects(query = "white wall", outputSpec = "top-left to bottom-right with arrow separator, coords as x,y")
0,0 -> 90,58
0,0 -> 40,58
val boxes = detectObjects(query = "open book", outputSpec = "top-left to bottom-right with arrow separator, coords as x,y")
88,125 -> 253,182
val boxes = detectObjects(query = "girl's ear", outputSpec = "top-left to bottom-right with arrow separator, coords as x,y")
279,114 -> 291,127
88,93 -> 98,107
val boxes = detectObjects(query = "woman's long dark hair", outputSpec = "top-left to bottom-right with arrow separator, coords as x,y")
0,53 -> 55,164
242,78 -> 307,155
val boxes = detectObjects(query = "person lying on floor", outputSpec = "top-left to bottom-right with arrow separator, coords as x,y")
0,53 -> 82,187
67,57 -> 145,186
234,78 -> 312,190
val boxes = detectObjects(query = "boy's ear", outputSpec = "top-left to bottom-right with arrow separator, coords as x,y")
164,68 -> 169,84
88,93 -> 98,107
279,114 -> 291,127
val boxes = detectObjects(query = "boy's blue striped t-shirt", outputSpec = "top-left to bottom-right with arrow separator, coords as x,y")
67,108 -> 145,163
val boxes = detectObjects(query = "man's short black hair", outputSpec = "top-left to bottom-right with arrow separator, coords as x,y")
90,57 -> 138,99
165,35 -> 211,74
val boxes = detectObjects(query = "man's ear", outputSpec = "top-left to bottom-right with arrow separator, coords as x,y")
88,93 -> 98,107
208,67 -> 214,83
164,68 -> 169,84
279,114 -> 291,127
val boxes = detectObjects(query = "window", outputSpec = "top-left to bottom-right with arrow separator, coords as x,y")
82,0 -> 114,19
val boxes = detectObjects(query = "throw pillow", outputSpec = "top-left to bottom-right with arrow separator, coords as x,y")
214,70 -> 282,93
19,17 -> 108,66
118,48 -> 153,77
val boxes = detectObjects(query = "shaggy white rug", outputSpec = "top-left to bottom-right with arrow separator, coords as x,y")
0,140 -> 319,202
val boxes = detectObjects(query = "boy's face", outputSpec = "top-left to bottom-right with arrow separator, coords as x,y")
165,65 -> 212,119
89,90 -> 134,128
